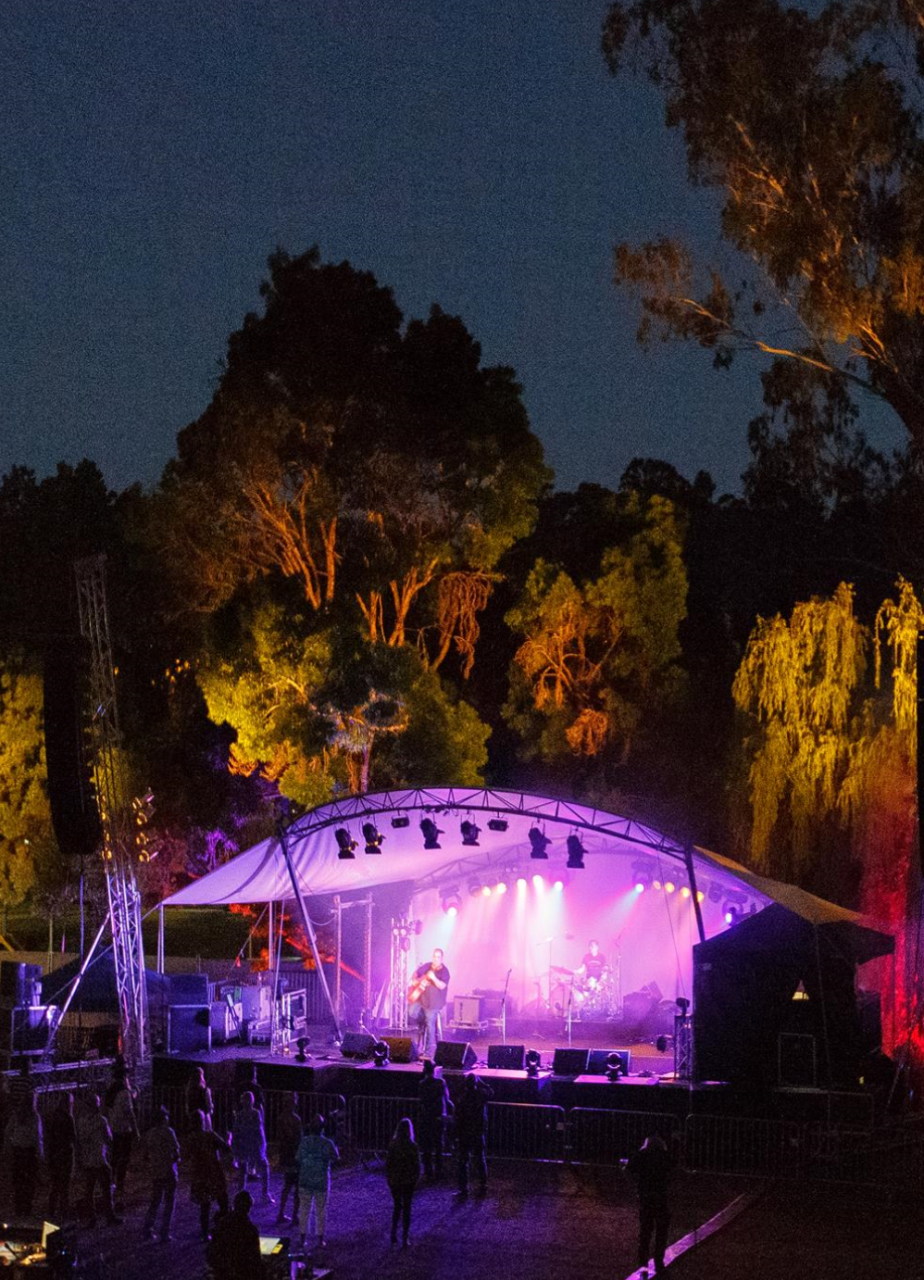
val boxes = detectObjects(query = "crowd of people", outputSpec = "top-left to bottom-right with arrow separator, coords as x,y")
1,1058 -> 671,1276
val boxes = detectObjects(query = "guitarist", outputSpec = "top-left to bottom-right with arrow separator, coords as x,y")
410,948 -> 451,1056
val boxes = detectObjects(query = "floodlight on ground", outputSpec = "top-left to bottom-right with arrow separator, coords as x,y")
362,822 -> 384,854
372,1041 -> 390,1067
606,1052 -> 624,1082
461,820 -> 480,846
295,1037 -> 309,1063
335,828 -> 357,859
420,818 -> 442,850
566,835 -> 585,870
528,827 -> 550,860
525,1049 -> 541,1078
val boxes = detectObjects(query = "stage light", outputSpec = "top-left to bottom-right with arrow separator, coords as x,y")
468,878 -> 482,897
708,882 -> 723,904
528,827 -> 550,860
696,890 -> 705,904
664,880 -> 676,894
391,816 -> 410,829
447,905 -> 458,917
495,879 -> 508,894
488,819 -> 509,832
606,1052 -> 624,1082
420,818 -> 442,850
461,820 -> 480,846
372,1041 -> 390,1067
481,884 -> 491,897
525,1048 -> 541,1078
516,875 -> 528,889
632,860 -> 653,892
441,886 -> 462,916
553,879 -> 564,892
724,907 -> 738,926
680,885 -> 691,899
566,835 -> 585,870
532,873 -> 545,888
362,822 -> 384,854
335,828 -> 357,859
295,1037 -> 309,1063
653,879 -> 662,891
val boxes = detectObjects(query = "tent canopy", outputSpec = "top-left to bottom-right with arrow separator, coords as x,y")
160,788 -> 881,934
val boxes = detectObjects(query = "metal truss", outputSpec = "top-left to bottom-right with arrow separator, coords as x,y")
75,555 -> 149,1068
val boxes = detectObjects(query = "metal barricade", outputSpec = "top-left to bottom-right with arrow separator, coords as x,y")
684,1113 -> 802,1176
485,1102 -> 566,1162
802,1123 -> 924,1188
348,1094 -> 420,1154
568,1108 -> 679,1167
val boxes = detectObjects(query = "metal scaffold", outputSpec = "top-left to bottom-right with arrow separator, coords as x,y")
74,555 -> 149,1067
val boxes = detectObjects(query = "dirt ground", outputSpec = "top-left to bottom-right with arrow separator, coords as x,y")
3,1153 -> 921,1279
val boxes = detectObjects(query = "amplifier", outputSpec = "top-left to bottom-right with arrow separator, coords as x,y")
453,996 -> 482,1026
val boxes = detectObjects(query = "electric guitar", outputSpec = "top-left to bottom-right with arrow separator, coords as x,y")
408,966 -> 442,1004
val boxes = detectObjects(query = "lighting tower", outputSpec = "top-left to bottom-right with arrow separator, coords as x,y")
75,555 -> 149,1067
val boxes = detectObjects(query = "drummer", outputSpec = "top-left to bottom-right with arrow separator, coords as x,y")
576,939 -> 608,986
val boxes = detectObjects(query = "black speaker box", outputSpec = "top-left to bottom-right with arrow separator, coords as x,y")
552,1047 -> 589,1076
169,973 -> 210,1005
0,962 -> 42,1005
381,1034 -> 417,1063
43,640 -> 102,861
586,1048 -> 631,1076
340,1030 -> 377,1059
435,1040 -> 477,1070
167,1004 -> 212,1054
487,1043 -> 525,1070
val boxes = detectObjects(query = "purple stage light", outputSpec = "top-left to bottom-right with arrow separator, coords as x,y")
553,879 -> 564,892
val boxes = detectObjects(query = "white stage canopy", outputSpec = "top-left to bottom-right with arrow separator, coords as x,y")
160,787 -> 861,928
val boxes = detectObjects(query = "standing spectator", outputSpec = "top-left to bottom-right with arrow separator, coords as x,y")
455,1073 -> 493,1198
186,1108 -> 230,1240
627,1134 -> 672,1276
106,1073 -> 139,1211
417,1059 -> 450,1180
207,1190 -> 263,1280
274,1093 -> 303,1225
142,1106 -> 180,1243
4,1090 -> 44,1218
385,1118 -> 421,1248
295,1116 -> 338,1252
76,1094 -> 120,1226
230,1092 -> 273,1202
46,1093 -> 77,1219
185,1067 -> 213,1131
241,1067 -> 264,1115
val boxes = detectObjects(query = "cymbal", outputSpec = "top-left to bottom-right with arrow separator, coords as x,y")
550,965 -> 574,974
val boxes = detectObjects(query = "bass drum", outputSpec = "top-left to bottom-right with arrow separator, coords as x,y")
579,979 -> 613,1019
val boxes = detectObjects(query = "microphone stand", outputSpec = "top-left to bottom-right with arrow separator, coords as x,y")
566,978 -> 574,1046
500,968 -> 512,1045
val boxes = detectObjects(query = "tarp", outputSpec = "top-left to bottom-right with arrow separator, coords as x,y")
159,788 -> 880,933
43,952 -> 170,1014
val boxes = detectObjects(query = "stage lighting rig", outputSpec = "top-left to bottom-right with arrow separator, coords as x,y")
528,827 -> 550,860
441,886 -> 462,915
362,822 -> 384,854
525,1048 -> 541,1078
372,1040 -> 390,1067
461,820 -> 480,846
606,1052 -> 625,1082
468,878 -> 483,897
391,816 -> 410,829
420,818 -> 442,850
335,828 -> 357,859
488,819 -> 509,832
632,860 -> 653,892
566,835 -> 585,870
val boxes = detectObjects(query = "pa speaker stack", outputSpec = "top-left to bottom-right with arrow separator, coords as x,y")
434,1040 -> 477,1070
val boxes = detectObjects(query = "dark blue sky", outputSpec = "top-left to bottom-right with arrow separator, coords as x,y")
1,1 -> 898,495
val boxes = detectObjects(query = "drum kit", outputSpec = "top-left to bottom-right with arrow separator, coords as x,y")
550,964 -> 617,1019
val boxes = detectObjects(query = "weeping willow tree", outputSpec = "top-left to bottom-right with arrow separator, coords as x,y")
734,578 -> 923,1057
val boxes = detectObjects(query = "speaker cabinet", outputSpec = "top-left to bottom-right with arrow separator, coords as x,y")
487,1043 -> 525,1070
434,1040 -> 477,1070
586,1048 -> 631,1076
167,1004 -> 212,1054
453,996 -> 482,1025
552,1047 -> 589,1076
381,1034 -> 417,1063
169,973 -> 211,1005
0,962 -> 42,1007
340,1030 -> 377,1059
778,1033 -> 816,1087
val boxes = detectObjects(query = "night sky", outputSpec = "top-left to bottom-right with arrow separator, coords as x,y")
1,2 -> 894,496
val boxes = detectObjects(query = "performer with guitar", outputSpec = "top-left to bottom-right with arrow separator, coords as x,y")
409,948 -> 451,1056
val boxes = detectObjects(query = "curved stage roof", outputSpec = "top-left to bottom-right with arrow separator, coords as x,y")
160,787 -> 873,933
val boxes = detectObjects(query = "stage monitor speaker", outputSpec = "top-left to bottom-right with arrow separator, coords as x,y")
552,1047 -> 589,1076
340,1031 -> 377,1060
586,1048 -> 631,1076
167,1004 -> 212,1054
381,1034 -> 418,1063
487,1043 -> 525,1070
435,1040 -> 477,1070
